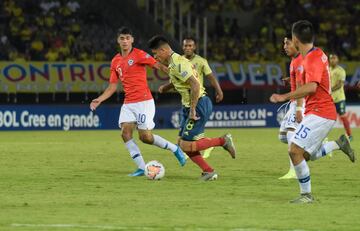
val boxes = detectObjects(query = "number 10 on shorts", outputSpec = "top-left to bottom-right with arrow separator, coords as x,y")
296,124 -> 311,139
137,114 -> 146,124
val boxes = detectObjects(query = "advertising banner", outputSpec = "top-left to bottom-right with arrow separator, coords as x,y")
1,104 -> 359,131
1,61 -> 359,93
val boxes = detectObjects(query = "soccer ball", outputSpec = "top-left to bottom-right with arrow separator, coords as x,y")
144,160 -> 165,180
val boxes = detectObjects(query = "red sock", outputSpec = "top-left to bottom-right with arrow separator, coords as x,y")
187,151 -> 213,172
341,116 -> 352,136
194,137 -> 225,151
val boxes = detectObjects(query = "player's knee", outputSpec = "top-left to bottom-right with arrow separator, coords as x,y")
179,139 -> 194,152
139,133 -> 153,144
121,130 -> 133,142
278,133 -> 288,144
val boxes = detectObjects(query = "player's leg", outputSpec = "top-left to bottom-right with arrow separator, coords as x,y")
289,114 -> 336,203
138,129 -> 186,166
336,101 -> 352,140
278,128 -> 297,180
119,104 -> 145,176
135,99 -> 186,166
288,143 -> 313,203
179,96 -> 235,157
278,102 -> 298,179
310,134 -> 355,162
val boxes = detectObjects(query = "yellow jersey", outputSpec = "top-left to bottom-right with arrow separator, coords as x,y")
182,54 -> 212,87
330,65 -> 346,102
168,52 -> 206,107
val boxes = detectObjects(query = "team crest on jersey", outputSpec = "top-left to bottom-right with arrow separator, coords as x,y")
128,59 -> 134,66
321,54 -> 328,63
297,65 -> 304,73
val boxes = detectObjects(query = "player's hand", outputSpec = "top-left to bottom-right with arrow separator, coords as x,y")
281,76 -> 290,86
296,110 -> 303,123
269,94 -> 287,103
189,109 -> 200,121
158,85 -> 165,94
90,99 -> 101,111
215,90 -> 224,103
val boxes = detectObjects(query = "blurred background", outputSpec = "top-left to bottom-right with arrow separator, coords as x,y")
0,0 -> 360,130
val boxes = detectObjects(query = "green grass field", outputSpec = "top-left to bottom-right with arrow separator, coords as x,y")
1,128 -> 360,231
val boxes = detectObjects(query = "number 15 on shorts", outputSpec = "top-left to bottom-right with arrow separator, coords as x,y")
295,124 -> 311,139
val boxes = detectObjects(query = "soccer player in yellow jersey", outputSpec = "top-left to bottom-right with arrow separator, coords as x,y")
148,35 -> 236,181
329,54 -> 352,140
182,36 -> 224,103
182,37 -> 223,158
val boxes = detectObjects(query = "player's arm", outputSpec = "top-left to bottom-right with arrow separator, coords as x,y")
332,69 -> 346,91
203,59 -> 223,102
158,82 -> 174,93
206,73 -> 223,102
270,82 -> 317,103
295,81 -> 304,122
153,62 -> 169,74
331,80 -> 343,92
186,75 -> 200,120
90,83 -> 117,111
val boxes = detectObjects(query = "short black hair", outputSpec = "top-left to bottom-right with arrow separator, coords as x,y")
285,32 -> 292,40
117,27 -> 133,37
292,20 -> 314,43
183,35 -> 196,44
148,35 -> 169,49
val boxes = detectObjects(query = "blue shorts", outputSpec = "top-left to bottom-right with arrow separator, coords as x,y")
335,100 -> 346,115
179,96 -> 213,141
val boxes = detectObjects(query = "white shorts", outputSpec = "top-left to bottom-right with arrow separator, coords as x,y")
290,114 -> 336,155
279,101 -> 304,132
118,99 -> 155,130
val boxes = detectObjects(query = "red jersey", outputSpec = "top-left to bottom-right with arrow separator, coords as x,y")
289,54 -> 304,101
302,47 -> 336,120
109,48 -> 157,104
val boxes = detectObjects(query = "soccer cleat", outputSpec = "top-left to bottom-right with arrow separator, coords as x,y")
222,133 -> 236,159
322,137 -> 333,158
278,168 -> 297,180
128,168 -> 145,177
173,145 -> 186,166
200,171 -> 218,181
290,193 -> 314,204
202,147 -> 214,159
336,134 -> 356,163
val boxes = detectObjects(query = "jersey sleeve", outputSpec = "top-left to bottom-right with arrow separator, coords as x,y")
137,50 -> 157,67
339,68 -> 346,81
175,59 -> 194,82
305,55 -> 324,84
202,59 -> 212,76
109,60 -> 119,83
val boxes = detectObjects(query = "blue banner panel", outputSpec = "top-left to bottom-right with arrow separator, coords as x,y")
0,104 -> 283,130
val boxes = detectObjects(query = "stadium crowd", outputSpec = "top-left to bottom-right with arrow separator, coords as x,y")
1,0 -> 360,62
0,0 -> 114,61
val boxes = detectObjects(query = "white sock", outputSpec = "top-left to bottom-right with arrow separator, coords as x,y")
152,134 -> 178,152
294,159 -> 311,194
278,134 -> 287,144
287,131 -> 295,169
311,141 -> 340,161
125,139 -> 145,170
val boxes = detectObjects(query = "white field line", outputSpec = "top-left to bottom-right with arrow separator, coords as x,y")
10,223 -> 308,231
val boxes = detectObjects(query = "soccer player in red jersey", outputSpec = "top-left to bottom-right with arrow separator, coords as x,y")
277,35 -> 304,180
270,20 -> 355,203
90,27 -> 186,176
